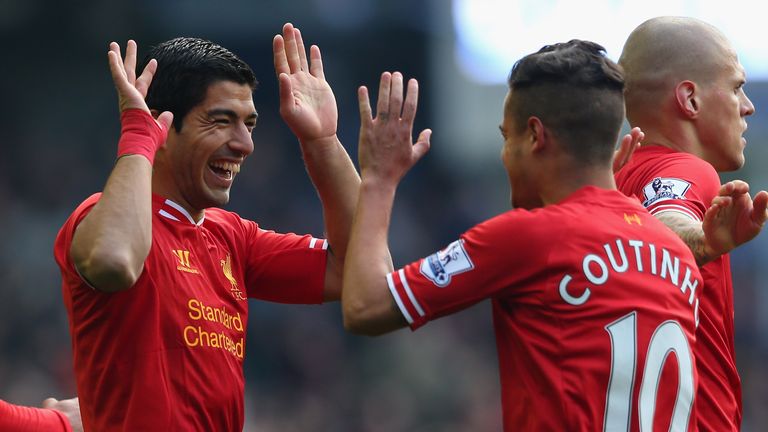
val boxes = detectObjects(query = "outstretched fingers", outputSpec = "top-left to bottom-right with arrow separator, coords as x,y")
401,78 -> 419,124
273,34 -> 289,77
107,44 -> 130,92
135,58 -> 157,97
309,45 -> 325,80
108,42 -> 125,79
358,86 -> 373,127
124,39 -> 137,84
376,72 -> 392,120
294,27 -> 309,72
282,23 -> 302,73
389,72 -> 404,118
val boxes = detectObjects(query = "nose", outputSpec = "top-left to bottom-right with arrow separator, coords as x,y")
228,123 -> 255,157
742,93 -> 755,116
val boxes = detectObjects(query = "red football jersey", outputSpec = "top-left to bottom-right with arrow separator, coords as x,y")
387,187 -> 702,431
54,193 -> 327,431
0,400 -> 72,432
616,145 -> 741,431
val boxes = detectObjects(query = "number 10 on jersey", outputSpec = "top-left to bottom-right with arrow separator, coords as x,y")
604,312 -> 694,431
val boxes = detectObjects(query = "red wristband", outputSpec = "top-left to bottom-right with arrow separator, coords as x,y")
117,109 -> 168,165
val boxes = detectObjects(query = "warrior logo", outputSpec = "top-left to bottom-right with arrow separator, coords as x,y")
420,239 -> 474,287
221,254 -> 246,301
172,249 -> 199,274
642,177 -> 691,207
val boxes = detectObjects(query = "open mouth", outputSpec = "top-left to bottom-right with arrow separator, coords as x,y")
209,161 -> 241,181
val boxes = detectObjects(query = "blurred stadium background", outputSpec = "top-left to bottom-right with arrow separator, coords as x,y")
1,1 -> 766,430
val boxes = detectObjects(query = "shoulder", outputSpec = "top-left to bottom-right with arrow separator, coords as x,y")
58,193 -> 102,233
203,207 -> 260,231
466,205 -> 568,249
72,192 -> 102,216
619,146 -> 718,182
617,147 -> 720,201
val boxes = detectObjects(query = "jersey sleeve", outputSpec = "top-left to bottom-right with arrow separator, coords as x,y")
387,209 -> 554,329
633,155 -> 720,222
53,193 -> 101,287
240,220 -> 328,304
0,400 -> 73,432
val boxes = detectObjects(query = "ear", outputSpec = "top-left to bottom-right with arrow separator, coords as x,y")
674,80 -> 699,119
527,116 -> 547,153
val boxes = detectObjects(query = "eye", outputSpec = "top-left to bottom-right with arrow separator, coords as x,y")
214,118 -> 230,125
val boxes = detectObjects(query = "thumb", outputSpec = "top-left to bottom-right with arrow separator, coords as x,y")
278,73 -> 294,114
412,129 -> 432,162
156,111 -> 174,132
42,398 -> 58,409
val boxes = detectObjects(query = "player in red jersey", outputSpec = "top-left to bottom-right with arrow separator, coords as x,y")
0,398 -> 81,431
342,40 -> 705,431
616,17 -> 768,431
53,23 -> 358,431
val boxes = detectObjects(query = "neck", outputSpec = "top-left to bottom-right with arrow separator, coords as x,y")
539,165 -> 617,206
632,120 -> 703,159
151,173 -> 205,224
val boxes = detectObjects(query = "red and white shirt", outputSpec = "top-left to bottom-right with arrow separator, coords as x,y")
388,187 -> 702,431
616,145 -> 741,431
54,193 -> 328,431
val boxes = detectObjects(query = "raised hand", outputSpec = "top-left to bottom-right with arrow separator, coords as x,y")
273,23 -> 337,143
613,127 -> 643,173
703,180 -> 768,256
357,71 -> 431,185
107,40 -> 172,129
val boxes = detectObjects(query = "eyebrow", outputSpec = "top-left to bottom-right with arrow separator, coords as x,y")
207,108 -> 258,121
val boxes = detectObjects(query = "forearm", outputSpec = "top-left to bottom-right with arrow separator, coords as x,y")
300,135 -> 360,257
301,136 -> 363,300
656,212 -> 714,266
70,155 -> 153,291
342,179 -> 404,335
0,400 -> 72,432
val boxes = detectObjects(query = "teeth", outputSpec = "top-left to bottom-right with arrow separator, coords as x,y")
210,161 -> 241,174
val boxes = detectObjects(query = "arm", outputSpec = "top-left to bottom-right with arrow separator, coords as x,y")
342,71 -> 431,335
0,399 -> 76,432
69,41 -> 172,292
659,180 -> 768,266
272,23 -> 360,301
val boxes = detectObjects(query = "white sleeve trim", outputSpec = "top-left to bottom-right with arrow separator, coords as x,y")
386,272 -> 413,324
309,238 -> 317,248
649,204 -> 700,222
398,269 -> 425,317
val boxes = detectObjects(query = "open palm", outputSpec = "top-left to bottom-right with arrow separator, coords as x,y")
273,23 -> 337,142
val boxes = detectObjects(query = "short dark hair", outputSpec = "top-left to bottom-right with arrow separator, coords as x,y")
507,40 -> 625,165
140,37 -> 257,132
